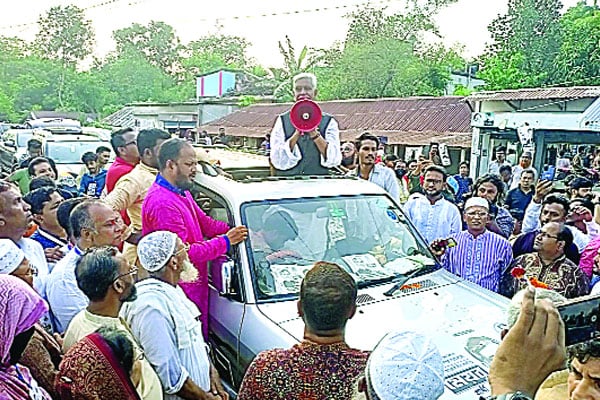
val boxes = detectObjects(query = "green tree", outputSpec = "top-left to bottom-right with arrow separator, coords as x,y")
315,3 -> 463,100
481,0 -> 563,88
345,1 -> 458,46
187,34 -> 250,68
34,5 -> 95,66
113,21 -> 181,74
553,2 -> 600,85
272,35 -> 323,100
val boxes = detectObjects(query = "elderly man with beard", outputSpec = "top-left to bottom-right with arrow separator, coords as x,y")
142,138 -> 248,339
46,200 -> 126,333
403,165 -> 462,245
61,246 -> 163,400
348,132 -> 399,201
122,231 -> 227,400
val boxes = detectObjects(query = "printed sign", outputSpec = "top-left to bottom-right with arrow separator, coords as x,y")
443,353 -> 488,395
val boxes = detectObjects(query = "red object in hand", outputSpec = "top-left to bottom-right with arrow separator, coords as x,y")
529,277 -> 550,289
511,266 -> 526,279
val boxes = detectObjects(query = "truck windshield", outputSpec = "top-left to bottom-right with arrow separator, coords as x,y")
241,194 -> 438,300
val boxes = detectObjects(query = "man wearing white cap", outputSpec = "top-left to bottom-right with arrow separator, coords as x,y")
121,231 -> 227,400
356,331 -> 445,400
0,238 -> 36,286
433,196 -> 513,292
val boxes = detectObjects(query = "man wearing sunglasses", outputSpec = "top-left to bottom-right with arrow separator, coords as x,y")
62,246 -> 163,400
107,128 -> 141,226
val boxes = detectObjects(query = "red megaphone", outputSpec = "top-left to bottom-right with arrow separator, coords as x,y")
290,99 -> 322,133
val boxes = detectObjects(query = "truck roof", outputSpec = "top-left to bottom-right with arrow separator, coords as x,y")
195,173 -> 389,207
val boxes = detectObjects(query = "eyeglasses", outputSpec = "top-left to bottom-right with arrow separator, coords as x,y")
14,265 -> 38,277
537,231 -> 559,240
124,140 -> 137,147
424,179 -> 443,185
465,211 -> 488,218
113,266 -> 138,282
341,148 -> 353,153
173,243 -> 191,257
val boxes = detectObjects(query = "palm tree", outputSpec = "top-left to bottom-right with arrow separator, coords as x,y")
272,35 -> 323,101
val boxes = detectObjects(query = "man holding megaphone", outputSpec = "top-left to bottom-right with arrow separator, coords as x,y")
270,73 -> 341,176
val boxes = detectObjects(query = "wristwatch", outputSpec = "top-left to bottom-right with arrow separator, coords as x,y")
484,392 -> 533,400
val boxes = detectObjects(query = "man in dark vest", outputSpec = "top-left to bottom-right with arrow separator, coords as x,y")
269,73 -> 341,176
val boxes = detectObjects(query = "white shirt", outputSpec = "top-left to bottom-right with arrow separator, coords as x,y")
18,237 -> 49,297
349,163 -> 400,202
121,279 -> 211,400
269,116 -> 342,170
488,160 -> 512,176
403,193 -> 462,244
45,247 -> 87,333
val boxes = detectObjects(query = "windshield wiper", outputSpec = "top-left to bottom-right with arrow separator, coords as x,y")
383,275 -> 411,296
357,274 -> 400,289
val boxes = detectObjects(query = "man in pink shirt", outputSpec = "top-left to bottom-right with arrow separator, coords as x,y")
142,138 -> 248,338
107,128 -> 140,226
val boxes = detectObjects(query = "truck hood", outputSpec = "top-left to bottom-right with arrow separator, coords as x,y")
256,269 -> 510,399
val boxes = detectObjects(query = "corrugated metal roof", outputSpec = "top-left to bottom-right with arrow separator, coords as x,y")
201,97 -> 472,147
468,86 -> 600,102
103,107 -> 135,128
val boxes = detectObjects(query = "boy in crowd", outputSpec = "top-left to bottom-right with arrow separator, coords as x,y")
78,152 -> 107,198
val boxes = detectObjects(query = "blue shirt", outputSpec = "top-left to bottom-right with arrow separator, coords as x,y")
443,229 -> 513,292
79,169 -> 107,198
504,187 -> 533,221
29,228 -> 68,250
453,175 -> 472,202
155,173 -> 186,197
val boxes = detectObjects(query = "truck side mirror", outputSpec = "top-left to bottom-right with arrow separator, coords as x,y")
210,256 -> 237,297
220,259 -> 235,297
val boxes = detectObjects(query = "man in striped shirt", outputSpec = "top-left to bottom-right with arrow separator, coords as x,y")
434,196 -> 513,292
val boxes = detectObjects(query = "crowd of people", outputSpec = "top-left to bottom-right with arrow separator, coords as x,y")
0,71 -> 599,400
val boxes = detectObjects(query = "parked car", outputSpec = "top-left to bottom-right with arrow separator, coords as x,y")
25,118 -> 82,134
43,135 -> 112,192
194,172 -> 510,399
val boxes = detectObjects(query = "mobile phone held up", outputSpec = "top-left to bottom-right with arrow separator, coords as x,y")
541,165 -> 556,181
557,294 -> 600,346
430,238 -> 457,253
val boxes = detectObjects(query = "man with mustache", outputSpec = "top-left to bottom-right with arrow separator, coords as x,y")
501,221 -> 590,299
122,231 -> 227,400
61,246 -> 163,400
348,132 -> 399,202
0,179 -> 49,297
142,138 -> 248,339
270,72 -> 341,176
403,165 -> 462,245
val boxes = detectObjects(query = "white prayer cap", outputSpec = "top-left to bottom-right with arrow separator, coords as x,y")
137,231 -> 178,272
464,196 -> 489,211
367,331 -> 445,400
0,238 -> 25,275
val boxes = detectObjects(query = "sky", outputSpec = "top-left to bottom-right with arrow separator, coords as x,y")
0,0 -> 583,67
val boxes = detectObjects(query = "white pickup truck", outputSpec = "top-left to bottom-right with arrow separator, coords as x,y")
194,170 -> 509,399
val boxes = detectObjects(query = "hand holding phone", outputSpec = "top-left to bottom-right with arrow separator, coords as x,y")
558,294 -> 600,346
